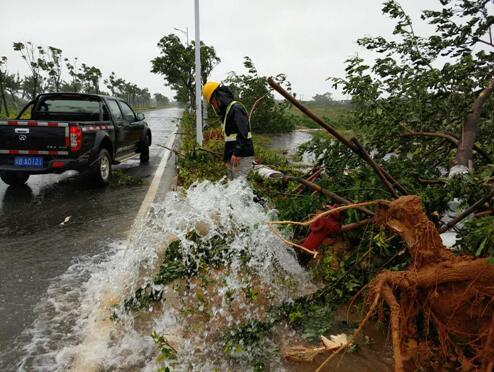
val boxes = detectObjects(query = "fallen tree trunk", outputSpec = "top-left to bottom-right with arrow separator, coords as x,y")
268,77 -> 407,196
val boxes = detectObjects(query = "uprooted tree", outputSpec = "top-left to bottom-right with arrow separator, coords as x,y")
368,196 -> 494,371
259,0 -> 494,370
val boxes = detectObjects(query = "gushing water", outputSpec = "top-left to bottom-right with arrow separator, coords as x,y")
16,180 -> 315,371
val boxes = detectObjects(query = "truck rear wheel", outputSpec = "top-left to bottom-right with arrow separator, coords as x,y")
0,171 -> 30,186
89,148 -> 112,186
140,133 -> 150,164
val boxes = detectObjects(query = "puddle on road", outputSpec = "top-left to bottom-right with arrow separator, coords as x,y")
12,180 -> 392,371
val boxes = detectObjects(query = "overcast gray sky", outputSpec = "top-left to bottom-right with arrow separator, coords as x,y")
1,0 -> 435,100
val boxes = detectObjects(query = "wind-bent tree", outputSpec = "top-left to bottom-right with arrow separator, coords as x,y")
79,63 -> 102,94
154,93 -> 170,106
13,42 -> 48,99
62,57 -> 82,92
312,92 -> 334,105
46,47 -> 63,92
151,34 -> 220,107
104,72 -> 125,96
226,57 -> 296,133
0,57 -> 10,116
333,0 -> 494,174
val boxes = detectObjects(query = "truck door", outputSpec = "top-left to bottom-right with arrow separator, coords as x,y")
117,101 -> 143,147
107,99 -> 131,155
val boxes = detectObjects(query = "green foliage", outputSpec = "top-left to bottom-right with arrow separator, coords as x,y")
125,230 -> 236,312
152,330 -> 177,363
4,41 -> 156,111
225,57 -> 297,133
177,112 -> 225,188
457,216 -> 494,258
13,41 -> 46,99
102,71 -> 152,106
151,34 -> 220,106
222,319 -> 276,369
110,170 -> 143,187
332,0 -> 494,166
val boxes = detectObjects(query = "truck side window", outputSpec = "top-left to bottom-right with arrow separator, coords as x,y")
118,102 -> 136,122
108,100 -> 123,122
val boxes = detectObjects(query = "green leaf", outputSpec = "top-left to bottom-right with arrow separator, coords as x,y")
475,237 -> 488,257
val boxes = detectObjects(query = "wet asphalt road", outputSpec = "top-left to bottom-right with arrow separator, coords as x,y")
0,107 -> 182,370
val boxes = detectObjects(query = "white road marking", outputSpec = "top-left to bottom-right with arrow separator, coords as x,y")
131,131 -> 177,231
71,130 -> 179,372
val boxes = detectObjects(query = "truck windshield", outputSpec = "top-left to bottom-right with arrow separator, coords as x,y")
37,98 -> 101,114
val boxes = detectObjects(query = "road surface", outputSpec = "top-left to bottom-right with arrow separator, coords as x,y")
0,107 -> 182,371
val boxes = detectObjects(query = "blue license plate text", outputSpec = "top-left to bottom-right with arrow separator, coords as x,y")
14,156 -> 44,168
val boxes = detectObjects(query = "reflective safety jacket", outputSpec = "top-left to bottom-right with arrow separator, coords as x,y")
217,94 -> 254,162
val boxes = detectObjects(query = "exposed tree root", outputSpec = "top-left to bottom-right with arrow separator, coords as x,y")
316,195 -> 494,371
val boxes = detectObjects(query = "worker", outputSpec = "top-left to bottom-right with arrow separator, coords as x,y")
202,81 -> 255,180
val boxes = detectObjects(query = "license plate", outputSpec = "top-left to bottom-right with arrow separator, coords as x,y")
14,156 -> 44,168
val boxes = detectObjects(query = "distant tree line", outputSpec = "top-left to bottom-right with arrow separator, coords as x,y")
0,41 -> 170,117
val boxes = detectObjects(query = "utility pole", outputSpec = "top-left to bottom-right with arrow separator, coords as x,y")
194,0 -> 203,145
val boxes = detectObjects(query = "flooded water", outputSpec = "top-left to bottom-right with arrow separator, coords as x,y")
269,130 -> 315,155
0,107 -> 182,371
269,130 -> 317,165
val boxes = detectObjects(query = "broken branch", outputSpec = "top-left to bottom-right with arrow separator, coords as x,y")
438,189 -> 494,233
351,137 -> 399,198
269,200 -> 387,228
285,176 -> 375,216
267,224 -> 318,258
401,131 -> 492,163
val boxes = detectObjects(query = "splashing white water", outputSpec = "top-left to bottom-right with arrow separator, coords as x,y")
16,179 -> 314,371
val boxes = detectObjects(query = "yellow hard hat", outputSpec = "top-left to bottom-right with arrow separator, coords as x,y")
202,81 -> 220,103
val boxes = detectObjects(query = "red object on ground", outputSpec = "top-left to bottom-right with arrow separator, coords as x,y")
302,210 -> 342,251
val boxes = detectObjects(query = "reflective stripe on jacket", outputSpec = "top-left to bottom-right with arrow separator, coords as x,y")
223,101 -> 252,142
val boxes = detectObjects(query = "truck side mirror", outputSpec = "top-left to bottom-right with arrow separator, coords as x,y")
136,113 -> 145,121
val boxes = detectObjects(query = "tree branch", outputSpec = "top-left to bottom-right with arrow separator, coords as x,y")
452,75 -> 494,170
401,131 -> 492,163
438,189 -> 494,233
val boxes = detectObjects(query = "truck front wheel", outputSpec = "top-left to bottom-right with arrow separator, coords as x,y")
0,171 -> 30,186
89,148 -> 112,186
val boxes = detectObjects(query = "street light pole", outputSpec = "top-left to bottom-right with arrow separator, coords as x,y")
194,0 -> 203,146
173,27 -> 189,46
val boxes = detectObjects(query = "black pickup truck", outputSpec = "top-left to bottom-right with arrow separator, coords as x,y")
0,93 -> 152,186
